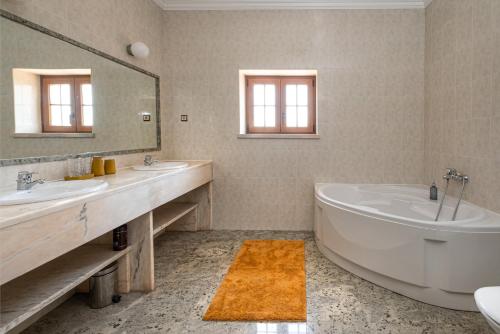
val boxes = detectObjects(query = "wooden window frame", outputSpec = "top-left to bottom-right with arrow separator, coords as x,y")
74,76 -> 92,133
245,75 -> 316,134
41,75 -> 92,133
246,77 -> 281,133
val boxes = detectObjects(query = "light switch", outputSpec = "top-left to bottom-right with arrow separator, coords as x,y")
181,115 -> 188,122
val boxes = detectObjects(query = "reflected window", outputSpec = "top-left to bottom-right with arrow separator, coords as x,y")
80,83 -> 93,127
287,323 -> 307,334
245,76 -> 316,134
41,75 -> 93,133
256,323 -> 278,334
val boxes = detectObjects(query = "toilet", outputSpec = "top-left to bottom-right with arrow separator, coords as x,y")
475,287 -> 500,334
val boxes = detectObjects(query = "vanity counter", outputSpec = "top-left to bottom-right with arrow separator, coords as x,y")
0,160 -> 212,228
0,160 -> 213,285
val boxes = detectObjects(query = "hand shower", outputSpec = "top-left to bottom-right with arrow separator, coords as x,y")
452,174 -> 469,221
434,177 -> 450,222
434,168 -> 456,222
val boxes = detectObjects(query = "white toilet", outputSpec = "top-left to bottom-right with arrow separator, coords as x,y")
475,287 -> 500,334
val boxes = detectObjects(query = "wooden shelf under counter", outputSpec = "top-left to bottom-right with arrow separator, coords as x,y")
0,244 -> 130,334
152,202 -> 198,237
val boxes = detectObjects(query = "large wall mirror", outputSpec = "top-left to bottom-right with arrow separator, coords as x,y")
0,10 -> 160,166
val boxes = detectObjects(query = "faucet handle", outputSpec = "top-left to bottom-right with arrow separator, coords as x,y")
456,173 -> 470,183
445,168 -> 457,175
17,171 -> 34,182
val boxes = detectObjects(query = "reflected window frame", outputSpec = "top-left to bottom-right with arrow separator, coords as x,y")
41,75 -> 92,133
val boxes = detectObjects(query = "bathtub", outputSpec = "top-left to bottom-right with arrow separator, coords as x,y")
314,183 -> 500,311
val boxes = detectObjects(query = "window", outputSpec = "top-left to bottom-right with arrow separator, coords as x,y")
245,76 -> 315,134
41,75 -> 93,133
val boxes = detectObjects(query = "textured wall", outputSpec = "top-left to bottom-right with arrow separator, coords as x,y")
424,0 -> 500,213
163,10 -> 426,230
0,0 -> 165,187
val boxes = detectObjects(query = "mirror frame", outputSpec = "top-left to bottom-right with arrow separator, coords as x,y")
0,9 -> 161,167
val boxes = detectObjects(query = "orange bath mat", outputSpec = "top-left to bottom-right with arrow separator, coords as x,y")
203,240 -> 306,322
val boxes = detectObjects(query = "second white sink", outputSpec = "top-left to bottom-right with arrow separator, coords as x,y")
0,179 -> 108,206
132,161 -> 189,171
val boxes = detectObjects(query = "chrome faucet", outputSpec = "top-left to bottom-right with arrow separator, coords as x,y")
144,155 -> 158,166
434,167 -> 470,222
16,171 -> 44,191
444,168 -> 457,180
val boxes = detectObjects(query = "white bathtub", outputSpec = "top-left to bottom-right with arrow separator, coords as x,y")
314,183 -> 500,311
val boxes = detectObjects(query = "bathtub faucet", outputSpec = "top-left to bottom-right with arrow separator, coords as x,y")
443,168 -> 457,180
452,172 -> 469,183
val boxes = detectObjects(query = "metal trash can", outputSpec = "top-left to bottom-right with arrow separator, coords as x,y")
89,262 -> 117,309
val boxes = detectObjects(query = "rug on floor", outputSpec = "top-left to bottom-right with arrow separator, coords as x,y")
203,239 -> 306,321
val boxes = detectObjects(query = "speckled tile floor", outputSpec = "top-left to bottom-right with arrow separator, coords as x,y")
24,231 -> 492,334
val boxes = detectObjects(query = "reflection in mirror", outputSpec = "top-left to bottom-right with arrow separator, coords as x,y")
0,12 -> 160,166
13,69 -> 93,134
254,323 -> 307,334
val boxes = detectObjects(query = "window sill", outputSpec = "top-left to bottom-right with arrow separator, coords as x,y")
237,134 -> 320,139
12,133 -> 95,138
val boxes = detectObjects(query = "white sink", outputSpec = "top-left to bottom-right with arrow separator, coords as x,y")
0,179 -> 108,206
132,161 -> 189,171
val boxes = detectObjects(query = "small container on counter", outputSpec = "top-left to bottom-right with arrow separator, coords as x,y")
113,224 -> 128,251
104,159 -> 116,175
91,156 -> 105,176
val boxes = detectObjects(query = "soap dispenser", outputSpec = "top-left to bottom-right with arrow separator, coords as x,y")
430,181 -> 438,201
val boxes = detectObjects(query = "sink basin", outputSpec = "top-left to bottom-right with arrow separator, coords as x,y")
132,161 -> 189,171
0,179 -> 108,206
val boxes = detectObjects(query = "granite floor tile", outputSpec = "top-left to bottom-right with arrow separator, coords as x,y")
23,231 -> 493,334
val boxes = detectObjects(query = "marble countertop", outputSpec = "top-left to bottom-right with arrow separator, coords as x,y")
0,160 -> 212,229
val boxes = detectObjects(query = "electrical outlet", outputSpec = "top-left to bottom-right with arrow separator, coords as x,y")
181,115 -> 188,122
142,114 -> 151,122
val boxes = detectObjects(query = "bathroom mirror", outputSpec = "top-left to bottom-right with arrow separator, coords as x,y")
0,11 -> 160,166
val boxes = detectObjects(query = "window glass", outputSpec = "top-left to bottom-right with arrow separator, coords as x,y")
246,76 -> 315,134
253,83 -> 276,128
285,84 -> 309,128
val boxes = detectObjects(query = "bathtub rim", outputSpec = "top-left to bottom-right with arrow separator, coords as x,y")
315,183 -> 500,233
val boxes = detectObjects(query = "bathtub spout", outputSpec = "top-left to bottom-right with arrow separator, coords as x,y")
452,174 -> 469,221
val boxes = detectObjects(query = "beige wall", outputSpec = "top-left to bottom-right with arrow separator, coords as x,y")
0,0 -> 165,187
163,10 -> 426,230
6,3 -> 494,230
424,0 -> 500,213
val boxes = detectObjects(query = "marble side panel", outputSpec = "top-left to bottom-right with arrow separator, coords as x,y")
128,212 -> 154,292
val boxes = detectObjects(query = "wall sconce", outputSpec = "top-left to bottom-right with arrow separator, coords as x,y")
126,42 -> 150,59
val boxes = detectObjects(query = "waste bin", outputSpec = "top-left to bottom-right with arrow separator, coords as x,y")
89,262 -> 118,309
